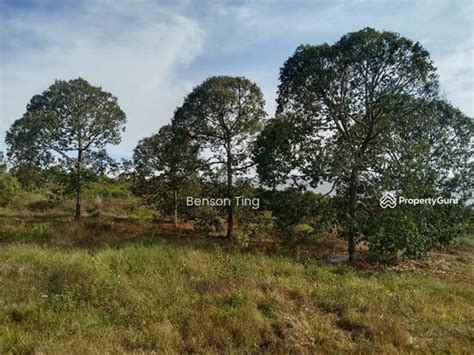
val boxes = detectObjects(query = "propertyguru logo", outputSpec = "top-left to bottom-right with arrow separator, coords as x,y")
380,192 -> 459,209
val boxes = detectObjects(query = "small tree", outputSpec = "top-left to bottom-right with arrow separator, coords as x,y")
173,76 -> 266,238
6,78 -> 126,219
133,124 -> 199,226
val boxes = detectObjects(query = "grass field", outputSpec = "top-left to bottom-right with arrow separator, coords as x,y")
0,219 -> 473,353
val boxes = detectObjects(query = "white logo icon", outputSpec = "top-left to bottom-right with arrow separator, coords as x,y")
380,192 -> 397,209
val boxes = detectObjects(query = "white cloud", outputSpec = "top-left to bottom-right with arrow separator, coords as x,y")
434,41 -> 474,116
221,0 -> 474,116
0,0 -> 472,160
0,0 -> 205,158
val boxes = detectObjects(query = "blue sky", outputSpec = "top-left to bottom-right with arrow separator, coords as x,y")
0,0 -> 472,159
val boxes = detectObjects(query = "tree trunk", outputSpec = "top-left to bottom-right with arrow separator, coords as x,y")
173,188 -> 178,227
226,203 -> 233,239
348,168 -> 358,263
75,149 -> 82,220
226,145 -> 233,239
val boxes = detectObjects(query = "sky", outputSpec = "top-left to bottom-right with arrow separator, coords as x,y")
0,0 -> 473,160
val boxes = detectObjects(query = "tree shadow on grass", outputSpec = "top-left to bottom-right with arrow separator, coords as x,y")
0,216 -> 232,254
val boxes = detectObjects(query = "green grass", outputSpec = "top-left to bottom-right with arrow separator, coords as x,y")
0,225 -> 473,353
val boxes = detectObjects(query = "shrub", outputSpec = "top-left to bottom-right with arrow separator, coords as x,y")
416,203 -> 471,246
192,206 -> 225,234
0,174 -> 21,207
27,199 -> 58,212
238,210 -> 274,240
363,200 -> 472,261
365,214 -> 430,260
293,223 -> 316,239
258,188 -> 323,230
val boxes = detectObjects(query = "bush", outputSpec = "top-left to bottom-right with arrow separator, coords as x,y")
363,200 -> 472,261
293,223 -> 316,239
417,203 -> 471,246
258,188 -> 323,230
0,174 -> 21,207
27,199 -> 58,212
192,206 -> 225,234
367,215 -> 429,260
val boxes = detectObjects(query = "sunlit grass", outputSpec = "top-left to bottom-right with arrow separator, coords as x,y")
1,228 -> 472,353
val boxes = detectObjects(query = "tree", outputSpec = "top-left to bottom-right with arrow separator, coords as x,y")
363,98 -> 473,258
253,118 -> 296,190
381,99 -> 472,202
133,124 -> 199,226
0,151 -> 6,174
6,78 -> 126,219
256,28 -> 439,261
173,76 -> 266,238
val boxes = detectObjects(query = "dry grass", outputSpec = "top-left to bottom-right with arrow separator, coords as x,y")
0,220 -> 473,353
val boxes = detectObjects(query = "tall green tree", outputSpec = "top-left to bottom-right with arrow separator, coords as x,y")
133,124 -> 200,226
173,76 -> 266,238
256,28 -> 440,261
6,78 -> 126,219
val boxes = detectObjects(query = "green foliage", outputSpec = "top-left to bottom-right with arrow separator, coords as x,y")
173,76 -> 267,237
259,28 -> 438,189
235,210 -> 275,246
133,124 -> 199,183
367,214 -> 428,260
133,124 -> 200,223
360,198 -> 472,260
192,205 -> 225,234
256,27 -> 471,259
293,223 -> 316,239
258,188 -> 325,230
83,179 -> 133,199
0,151 -> 6,173
0,174 -> 21,207
10,164 -> 52,191
253,118 -> 295,189
415,204 -> 470,246
6,78 -> 126,218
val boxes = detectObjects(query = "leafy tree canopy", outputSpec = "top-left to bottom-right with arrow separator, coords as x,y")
173,76 -> 266,237
6,78 -> 126,218
133,124 -> 200,225
255,28 -> 472,260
